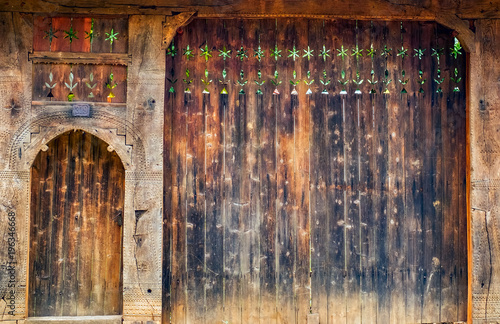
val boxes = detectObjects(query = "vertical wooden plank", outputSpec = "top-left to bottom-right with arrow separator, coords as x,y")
326,18 -> 346,324
92,18 -> 112,53
60,131 -> 80,316
404,20 -> 421,324
163,29 -> 176,323
293,18 -> 311,324
51,132 -> 70,316
276,18 -> 296,324
373,20 -> 390,324
70,18 -> 91,52
204,18 -> 225,323
387,20 -> 406,324
421,20 -> 443,324
51,17 -> 71,52
342,19 -> 361,324
309,18 -> 328,324
439,23 -> 460,322
241,18 -> 262,324
29,142 -> 52,316
258,18 -> 278,324
33,15 -> 51,52
357,19 -> 376,324
223,18 -> 244,324
455,27 -> 468,321
186,17 -> 206,324
77,132 -> 93,316
170,17 -> 189,320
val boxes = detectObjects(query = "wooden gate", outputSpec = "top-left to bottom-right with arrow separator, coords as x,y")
163,19 -> 467,323
29,130 -> 124,317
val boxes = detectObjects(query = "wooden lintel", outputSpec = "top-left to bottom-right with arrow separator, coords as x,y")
28,51 -> 132,65
162,11 -> 196,50
435,13 -> 476,53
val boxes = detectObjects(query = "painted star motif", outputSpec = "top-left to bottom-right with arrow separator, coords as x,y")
218,46 -> 231,60
166,44 -> 177,57
236,46 -> 248,61
303,46 -> 314,61
200,44 -> 212,62
366,45 -> 376,58
351,45 -> 363,60
44,26 -> 58,44
414,48 -> 426,60
288,45 -> 300,61
183,45 -> 194,60
337,45 -> 348,60
397,46 -> 408,59
381,45 -> 392,57
319,45 -> 330,61
254,45 -> 265,62
270,45 -> 282,61
105,28 -> 119,46
64,27 -> 78,44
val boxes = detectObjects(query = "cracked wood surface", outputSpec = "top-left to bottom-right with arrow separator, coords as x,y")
470,19 -> 500,323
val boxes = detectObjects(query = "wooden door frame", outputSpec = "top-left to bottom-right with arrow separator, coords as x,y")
162,12 -> 475,323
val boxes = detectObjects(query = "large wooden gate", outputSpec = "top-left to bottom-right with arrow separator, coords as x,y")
29,130 -> 124,317
163,19 -> 467,323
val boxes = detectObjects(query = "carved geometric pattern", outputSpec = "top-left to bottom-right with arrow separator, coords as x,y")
125,171 -> 163,182
472,179 -> 500,189
473,293 -> 500,319
0,171 -> 29,181
123,284 -> 162,317
8,109 -> 146,171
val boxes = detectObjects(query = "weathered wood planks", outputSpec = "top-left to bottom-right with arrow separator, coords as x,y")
164,18 -> 467,324
29,130 -> 124,317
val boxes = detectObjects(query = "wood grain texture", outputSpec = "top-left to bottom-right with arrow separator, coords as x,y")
6,0 -> 500,19
29,130 -> 124,317
164,18 -> 467,324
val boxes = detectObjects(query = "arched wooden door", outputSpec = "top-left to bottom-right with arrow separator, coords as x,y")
29,130 -> 124,317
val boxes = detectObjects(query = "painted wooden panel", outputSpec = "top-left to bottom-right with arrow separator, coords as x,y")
29,130 -> 124,317
32,16 -> 128,104
163,18 -> 467,324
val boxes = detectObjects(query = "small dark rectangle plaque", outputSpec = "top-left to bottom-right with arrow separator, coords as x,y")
72,104 -> 91,117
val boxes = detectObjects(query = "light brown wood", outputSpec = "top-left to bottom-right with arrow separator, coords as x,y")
28,52 -> 131,65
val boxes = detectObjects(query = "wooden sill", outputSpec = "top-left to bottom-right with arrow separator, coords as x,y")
25,315 -> 122,324
29,51 -> 132,65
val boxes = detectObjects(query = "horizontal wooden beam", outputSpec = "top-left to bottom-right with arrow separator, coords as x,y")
28,52 -> 132,65
1,0 -> 500,19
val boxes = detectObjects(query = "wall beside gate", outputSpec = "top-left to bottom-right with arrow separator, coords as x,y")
163,18 -> 468,324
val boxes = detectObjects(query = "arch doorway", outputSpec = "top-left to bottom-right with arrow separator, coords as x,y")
28,130 -> 124,317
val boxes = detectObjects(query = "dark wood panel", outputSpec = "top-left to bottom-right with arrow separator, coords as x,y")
163,18 -> 468,324
29,130 -> 123,317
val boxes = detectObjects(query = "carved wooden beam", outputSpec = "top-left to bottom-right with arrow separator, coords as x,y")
29,51 -> 132,65
2,0 -> 500,19
162,11 -> 196,50
435,13 -> 476,53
